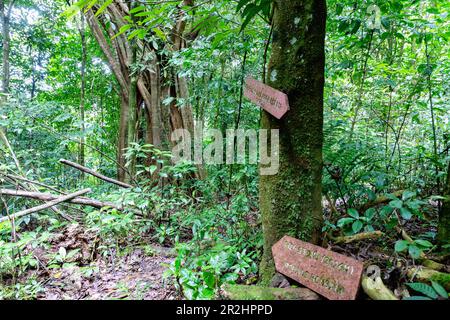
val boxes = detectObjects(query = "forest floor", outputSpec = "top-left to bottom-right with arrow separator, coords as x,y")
3,202 -> 448,300
17,223 -> 179,300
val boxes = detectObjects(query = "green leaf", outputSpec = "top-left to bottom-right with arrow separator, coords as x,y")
128,29 -> 147,40
149,165 -> 157,175
395,240 -> 409,252
337,217 -> 354,228
350,19 -> 361,34
399,207 -> 412,220
236,0 -> 251,12
379,205 -> 394,218
402,191 -> 416,201
389,199 -> 403,209
221,273 -> 239,283
407,283 -> 438,299
202,271 -> 215,289
352,220 -> 363,233
364,208 -> 376,220
403,296 -> 433,300
94,0 -> 113,17
112,24 -> 132,39
135,11 -> 153,17
130,5 -> 146,14
153,28 -> 167,41
414,239 -> 433,248
347,208 -> 359,219
200,287 -> 214,299
431,281 -> 448,299
240,3 -> 261,33
408,245 -> 422,259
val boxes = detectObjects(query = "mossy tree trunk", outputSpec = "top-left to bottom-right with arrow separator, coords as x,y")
125,1 -> 138,184
259,0 -> 326,284
438,161 -> 450,246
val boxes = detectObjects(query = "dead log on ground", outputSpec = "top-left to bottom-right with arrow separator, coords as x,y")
407,267 -> 450,290
0,189 -> 91,223
0,189 -> 123,211
59,159 -> 133,189
396,227 -> 446,271
358,190 -> 404,212
219,284 -> 320,300
329,231 -> 384,244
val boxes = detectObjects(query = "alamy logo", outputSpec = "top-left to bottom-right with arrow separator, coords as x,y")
171,122 -> 280,176
367,4 -> 381,30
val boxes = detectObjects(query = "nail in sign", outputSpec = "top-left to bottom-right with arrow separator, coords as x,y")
244,77 -> 290,119
272,236 -> 364,300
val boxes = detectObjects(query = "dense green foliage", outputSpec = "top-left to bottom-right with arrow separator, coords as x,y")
0,0 -> 449,300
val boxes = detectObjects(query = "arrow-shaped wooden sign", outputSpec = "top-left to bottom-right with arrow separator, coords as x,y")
244,76 -> 290,119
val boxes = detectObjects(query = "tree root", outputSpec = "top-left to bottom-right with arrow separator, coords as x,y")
361,275 -> 398,300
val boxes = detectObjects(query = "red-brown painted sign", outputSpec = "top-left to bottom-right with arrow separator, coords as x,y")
272,235 -> 364,300
244,77 -> 290,119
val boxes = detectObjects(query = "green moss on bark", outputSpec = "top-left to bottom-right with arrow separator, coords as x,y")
220,284 -> 319,300
259,0 -> 327,285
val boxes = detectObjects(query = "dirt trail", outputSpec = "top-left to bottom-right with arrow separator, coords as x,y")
24,224 -> 179,300
38,248 -> 178,300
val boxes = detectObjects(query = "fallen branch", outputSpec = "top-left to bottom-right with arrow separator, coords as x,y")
361,275 -> 398,300
59,159 -> 133,189
422,259 -> 448,272
0,189 -> 91,223
219,284 -> 320,300
330,231 -> 384,244
1,173 -> 64,194
407,267 -> 450,290
0,128 -> 22,172
0,137 -> 66,218
396,227 -> 446,270
0,189 -> 122,211
359,190 -> 404,212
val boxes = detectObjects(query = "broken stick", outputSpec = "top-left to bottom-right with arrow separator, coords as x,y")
330,231 -> 384,244
0,188 -> 91,223
59,159 -> 132,189
358,190 -> 404,212
0,188 -> 122,211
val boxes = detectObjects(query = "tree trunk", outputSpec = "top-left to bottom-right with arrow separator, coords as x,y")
126,2 -> 138,183
118,95 -> 129,182
259,0 -> 326,284
438,161 -> 450,246
0,0 -> 13,96
84,1 -> 204,181
78,13 -> 87,177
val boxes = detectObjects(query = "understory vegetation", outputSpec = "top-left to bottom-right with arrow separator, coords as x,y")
0,0 -> 449,300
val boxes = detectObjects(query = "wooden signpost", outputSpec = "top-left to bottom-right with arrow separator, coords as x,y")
272,235 -> 364,300
244,77 -> 290,119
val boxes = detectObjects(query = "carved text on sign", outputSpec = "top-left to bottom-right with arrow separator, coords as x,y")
272,235 -> 364,300
244,77 -> 290,119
